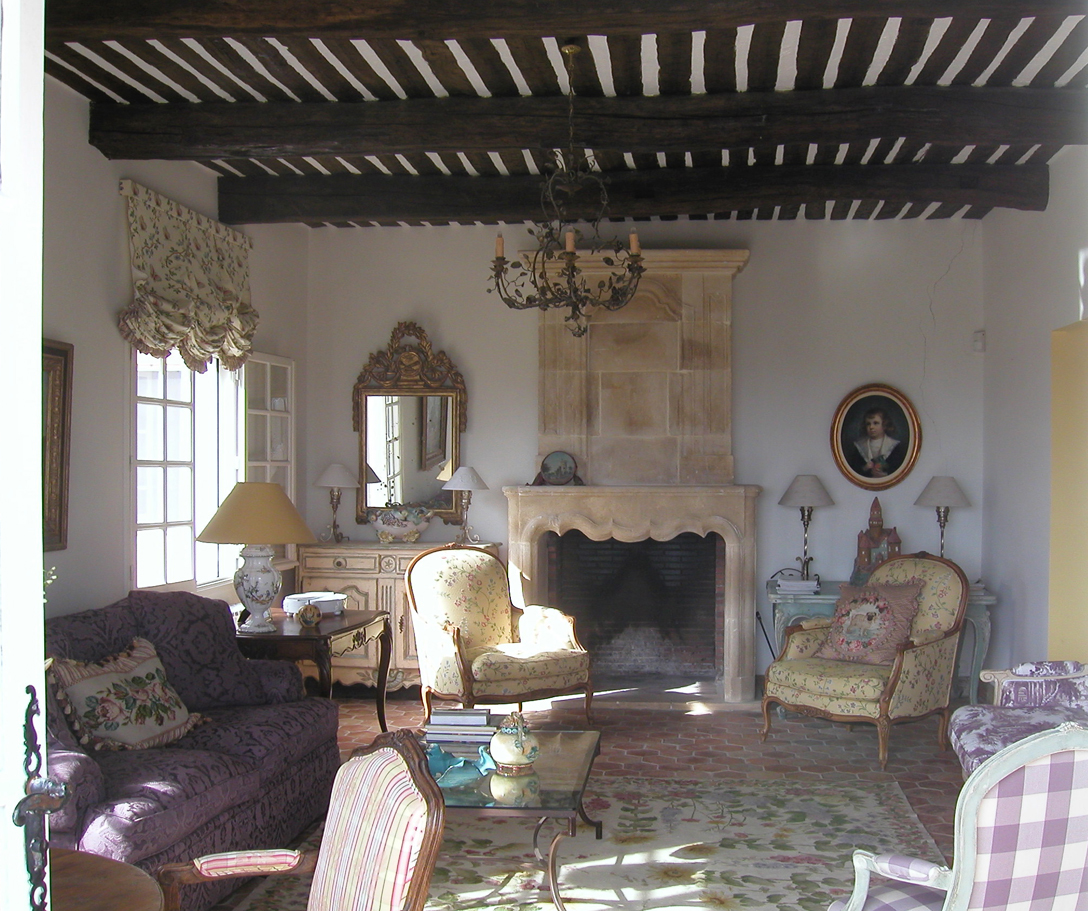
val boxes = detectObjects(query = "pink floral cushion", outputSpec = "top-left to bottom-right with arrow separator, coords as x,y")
814,583 -> 924,665
49,637 -> 202,751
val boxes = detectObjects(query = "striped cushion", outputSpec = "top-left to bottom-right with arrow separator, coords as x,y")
194,849 -> 303,877
968,748 -> 1088,910
308,748 -> 430,911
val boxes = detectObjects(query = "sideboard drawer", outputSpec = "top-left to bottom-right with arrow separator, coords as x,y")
299,551 -> 381,573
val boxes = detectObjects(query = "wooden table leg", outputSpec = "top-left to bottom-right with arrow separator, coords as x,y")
375,618 -> 391,732
313,643 -> 334,699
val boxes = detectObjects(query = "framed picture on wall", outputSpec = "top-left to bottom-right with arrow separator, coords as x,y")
831,383 -> 921,491
419,395 -> 448,471
44,339 -> 74,551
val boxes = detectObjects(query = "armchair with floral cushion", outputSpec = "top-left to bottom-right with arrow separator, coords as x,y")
761,552 -> 968,769
404,544 -> 592,721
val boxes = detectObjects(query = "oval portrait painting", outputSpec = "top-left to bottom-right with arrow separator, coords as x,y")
831,384 -> 921,491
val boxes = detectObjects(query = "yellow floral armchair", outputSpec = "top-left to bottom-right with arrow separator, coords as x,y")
405,544 -> 592,720
761,553 -> 968,769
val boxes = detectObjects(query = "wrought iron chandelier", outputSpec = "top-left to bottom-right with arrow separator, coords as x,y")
489,43 -> 645,337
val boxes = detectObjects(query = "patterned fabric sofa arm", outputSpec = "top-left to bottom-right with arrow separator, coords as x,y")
980,661 -> 1088,707
251,658 -> 305,703
45,745 -> 106,845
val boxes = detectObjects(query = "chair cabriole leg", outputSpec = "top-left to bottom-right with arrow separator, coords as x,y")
759,698 -> 773,741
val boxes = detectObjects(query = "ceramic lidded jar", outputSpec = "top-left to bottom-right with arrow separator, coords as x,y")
488,711 -> 540,776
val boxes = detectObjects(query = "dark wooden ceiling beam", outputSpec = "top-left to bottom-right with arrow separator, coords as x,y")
90,86 -> 1088,160
47,0 -> 1085,42
217,163 -> 1048,224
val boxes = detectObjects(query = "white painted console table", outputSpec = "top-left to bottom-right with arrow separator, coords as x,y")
767,580 -> 996,704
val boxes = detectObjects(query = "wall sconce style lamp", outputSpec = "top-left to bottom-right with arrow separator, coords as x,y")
778,475 -> 834,580
315,462 -> 375,543
197,482 -> 317,633
914,476 -> 969,558
442,467 -> 488,545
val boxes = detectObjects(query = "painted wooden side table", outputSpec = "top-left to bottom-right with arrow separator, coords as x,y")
767,580 -> 996,704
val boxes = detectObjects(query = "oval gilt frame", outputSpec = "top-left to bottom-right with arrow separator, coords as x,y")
831,383 -> 921,491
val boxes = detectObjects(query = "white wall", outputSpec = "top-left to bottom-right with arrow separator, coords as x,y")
304,218 -> 986,671
982,145 -> 1088,667
42,79 -> 308,616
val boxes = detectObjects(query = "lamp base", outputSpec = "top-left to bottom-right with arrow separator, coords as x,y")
234,544 -> 282,634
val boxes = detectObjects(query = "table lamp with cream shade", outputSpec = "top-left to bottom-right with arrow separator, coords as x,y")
197,482 -> 317,633
914,476 -> 970,557
778,474 -> 834,580
442,466 -> 488,545
315,462 -> 377,543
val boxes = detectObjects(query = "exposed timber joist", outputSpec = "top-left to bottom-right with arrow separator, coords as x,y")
218,163 -> 1049,225
46,0 -> 1085,42
89,87 -> 1088,161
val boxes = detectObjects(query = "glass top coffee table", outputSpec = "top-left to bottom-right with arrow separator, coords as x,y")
430,730 -> 602,911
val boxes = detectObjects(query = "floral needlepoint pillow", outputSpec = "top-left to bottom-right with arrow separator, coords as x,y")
49,637 -> 201,750
814,582 -> 924,665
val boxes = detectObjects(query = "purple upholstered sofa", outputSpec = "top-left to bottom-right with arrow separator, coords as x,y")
45,590 -> 341,911
948,660 -> 1088,776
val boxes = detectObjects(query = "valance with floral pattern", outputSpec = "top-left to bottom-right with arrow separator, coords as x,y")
118,180 -> 258,372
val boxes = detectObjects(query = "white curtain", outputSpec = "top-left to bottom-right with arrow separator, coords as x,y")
118,180 -> 258,372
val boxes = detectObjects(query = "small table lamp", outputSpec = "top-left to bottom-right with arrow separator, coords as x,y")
914,476 -> 969,557
778,475 -> 834,580
197,482 -> 317,633
442,467 -> 488,545
315,463 -> 373,543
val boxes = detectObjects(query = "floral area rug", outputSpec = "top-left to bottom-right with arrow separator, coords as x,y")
230,777 -> 943,911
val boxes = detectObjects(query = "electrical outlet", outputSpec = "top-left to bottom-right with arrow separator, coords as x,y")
971,329 -> 986,353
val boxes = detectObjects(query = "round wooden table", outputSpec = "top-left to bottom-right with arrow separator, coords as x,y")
50,848 -> 163,911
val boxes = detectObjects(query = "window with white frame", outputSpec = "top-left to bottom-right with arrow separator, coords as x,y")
134,350 -> 244,588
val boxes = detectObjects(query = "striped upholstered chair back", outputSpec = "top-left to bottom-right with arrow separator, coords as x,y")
828,722 -> 1088,911
308,731 -> 445,911
157,730 -> 444,911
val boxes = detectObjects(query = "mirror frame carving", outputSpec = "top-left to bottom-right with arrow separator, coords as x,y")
352,321 -> 467,526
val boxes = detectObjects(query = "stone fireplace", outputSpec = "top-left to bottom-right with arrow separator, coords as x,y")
504,249 -> 760,703
505,485 -> 759,702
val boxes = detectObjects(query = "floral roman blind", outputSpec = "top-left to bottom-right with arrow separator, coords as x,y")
118,180 -> 258,372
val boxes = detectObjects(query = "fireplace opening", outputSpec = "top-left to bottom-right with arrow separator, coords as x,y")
545,531 -> 722,679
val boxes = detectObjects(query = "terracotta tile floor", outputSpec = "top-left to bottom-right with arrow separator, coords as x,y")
339,681 -> 965,863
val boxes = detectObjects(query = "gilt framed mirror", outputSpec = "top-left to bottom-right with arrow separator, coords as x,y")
352,321 -> 467,526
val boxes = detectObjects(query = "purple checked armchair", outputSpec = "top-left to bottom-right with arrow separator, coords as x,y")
828,722 -> 1088,911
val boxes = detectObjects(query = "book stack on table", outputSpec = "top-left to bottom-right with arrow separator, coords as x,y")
423,707 -> 498,745
775,578 -> 820,594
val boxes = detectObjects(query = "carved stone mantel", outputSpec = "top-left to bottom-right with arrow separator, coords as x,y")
504,483 -> 761,703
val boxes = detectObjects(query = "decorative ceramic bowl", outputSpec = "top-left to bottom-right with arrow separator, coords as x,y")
367,506 -> 433,543
488,711 -> 540,775
283,591 -> 346,616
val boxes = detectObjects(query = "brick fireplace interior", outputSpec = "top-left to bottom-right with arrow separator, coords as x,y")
547,531 -> 723,679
